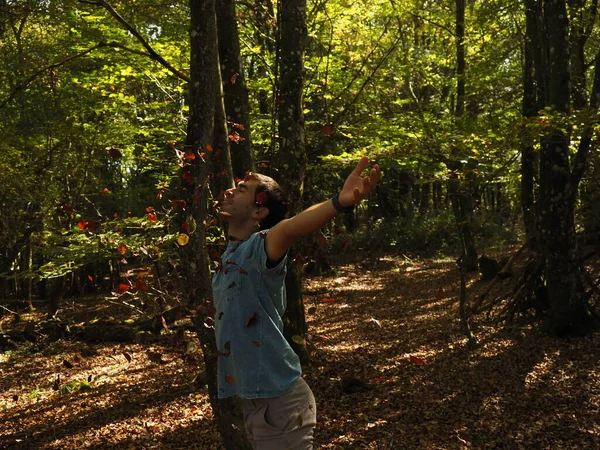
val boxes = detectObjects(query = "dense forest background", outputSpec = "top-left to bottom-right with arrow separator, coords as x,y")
2,0 -> 600,448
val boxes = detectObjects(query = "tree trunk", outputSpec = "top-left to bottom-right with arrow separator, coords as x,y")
521,0 -> 538,248
455,0 -> 465,118
184,1 -> 250,448
538,0 -> 598,336
276,0 -> 310,363
216,0 -> 255,179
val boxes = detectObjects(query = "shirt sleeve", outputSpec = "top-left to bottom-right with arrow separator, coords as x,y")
245,230 -> 288,275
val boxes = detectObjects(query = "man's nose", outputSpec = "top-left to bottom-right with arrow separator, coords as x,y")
225,188 -> 235,197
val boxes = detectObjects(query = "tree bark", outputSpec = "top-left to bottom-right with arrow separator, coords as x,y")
276,0 -> 310,363
521,0 -> 538,248
538,0 -> 598,336
184,1 -> 250,448
216,0 -> 255,179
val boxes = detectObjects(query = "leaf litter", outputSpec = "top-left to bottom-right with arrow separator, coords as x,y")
1,251 -> 600,449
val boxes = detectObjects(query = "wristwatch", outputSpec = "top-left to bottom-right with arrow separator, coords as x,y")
331,193 -> 354,213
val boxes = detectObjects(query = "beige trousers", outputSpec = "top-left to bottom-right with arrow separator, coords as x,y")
241,377 -> 317,450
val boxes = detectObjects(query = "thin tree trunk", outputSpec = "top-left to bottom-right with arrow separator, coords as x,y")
183,1 -> 250,448
521,0 -> 538,248
539,0 -> 598,336
276,0 -> 310,363
216,0 -> 255,179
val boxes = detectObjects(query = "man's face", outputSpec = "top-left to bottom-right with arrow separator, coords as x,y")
218,179 -> 261,221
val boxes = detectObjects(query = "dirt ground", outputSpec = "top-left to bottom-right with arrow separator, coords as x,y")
1,251 -> 600,449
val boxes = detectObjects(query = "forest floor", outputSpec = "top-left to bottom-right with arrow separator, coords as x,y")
1,248 -> 600,449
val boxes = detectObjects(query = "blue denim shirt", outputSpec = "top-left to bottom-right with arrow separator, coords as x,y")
212,230 -> 302,399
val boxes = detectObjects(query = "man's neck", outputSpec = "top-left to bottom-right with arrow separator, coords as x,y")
225,222 -> 257,242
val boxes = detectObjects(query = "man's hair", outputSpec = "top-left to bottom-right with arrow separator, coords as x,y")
244,172 -> 288,230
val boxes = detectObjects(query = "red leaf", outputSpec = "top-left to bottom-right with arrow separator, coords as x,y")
117,243 -> 128,255
231,73 -> 239,84
409,355 -> 424,365
225,375 -> 235,385
257,163 -> 268,169
86,221 -> 101,231
206,144 -> 213,152
228,131 -> 244,143
100,188 -> 109,196
108,147 -> 122,158
87,275 -> 94,282
245,313 -> 258,327
170,199 -> 187,211
117,283 -> 129,294
239,268 -> 248,275
146,206 -> 155,213
182,223 -> 190,230
255,192 -> 268,205
135,280 -> 149,291
321,124 -> 333,135
182,172 -> 194,185
77,220 -> 87,230
147,213 -> 158,221
183,152 -> 196,160
322,297 -> 335,303
252,340 -> 261,348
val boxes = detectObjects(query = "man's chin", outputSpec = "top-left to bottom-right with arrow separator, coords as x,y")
217,210 -> 232,220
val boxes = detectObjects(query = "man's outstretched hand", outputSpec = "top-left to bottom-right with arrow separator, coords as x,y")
338,156 -> 381,207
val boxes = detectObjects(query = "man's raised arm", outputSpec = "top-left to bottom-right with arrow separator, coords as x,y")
265,156 -> 381,262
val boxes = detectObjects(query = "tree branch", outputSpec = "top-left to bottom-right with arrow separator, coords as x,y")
0,43 -> 104,109
79,0 -> 189,82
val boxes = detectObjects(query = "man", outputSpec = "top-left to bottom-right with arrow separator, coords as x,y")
213,156 -> 380,449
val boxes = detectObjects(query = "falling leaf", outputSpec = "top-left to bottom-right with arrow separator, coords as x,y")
117,283 -> 129,294
87,275 -> 94,282
161,315 -> 169,331
252,340 -> 261,348
255,192 -> 268,205
52,375 -> 61,391
117,243 -> 128,255
147,213 -> 158,221
135,280 -> 149,291
322,297 -> 335,303
239,268 -> 248,275
227,282 -> 236,289
182,172 -> 194,184
123,352 -> 132,363
86,221 -> 101,231
183,152 -> 195,160
170,199 -> 187,211
146,206 -> 155,213
257,163 -> 268,169
225,260 -> 238,265
245,313 -> 258,327
12,394 -> 19,402
228,131 -> 244,143
409,355 -> 425,365
63,359 -> 74,369
177,233 -> 190,246
182,223 -> 190,230
225,375 -> 235,385
321,124 -> 334,135
230,73 -> 239,84
206,144 -> 213,152
100,188 -> 109,196
108,147 -> 122,158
